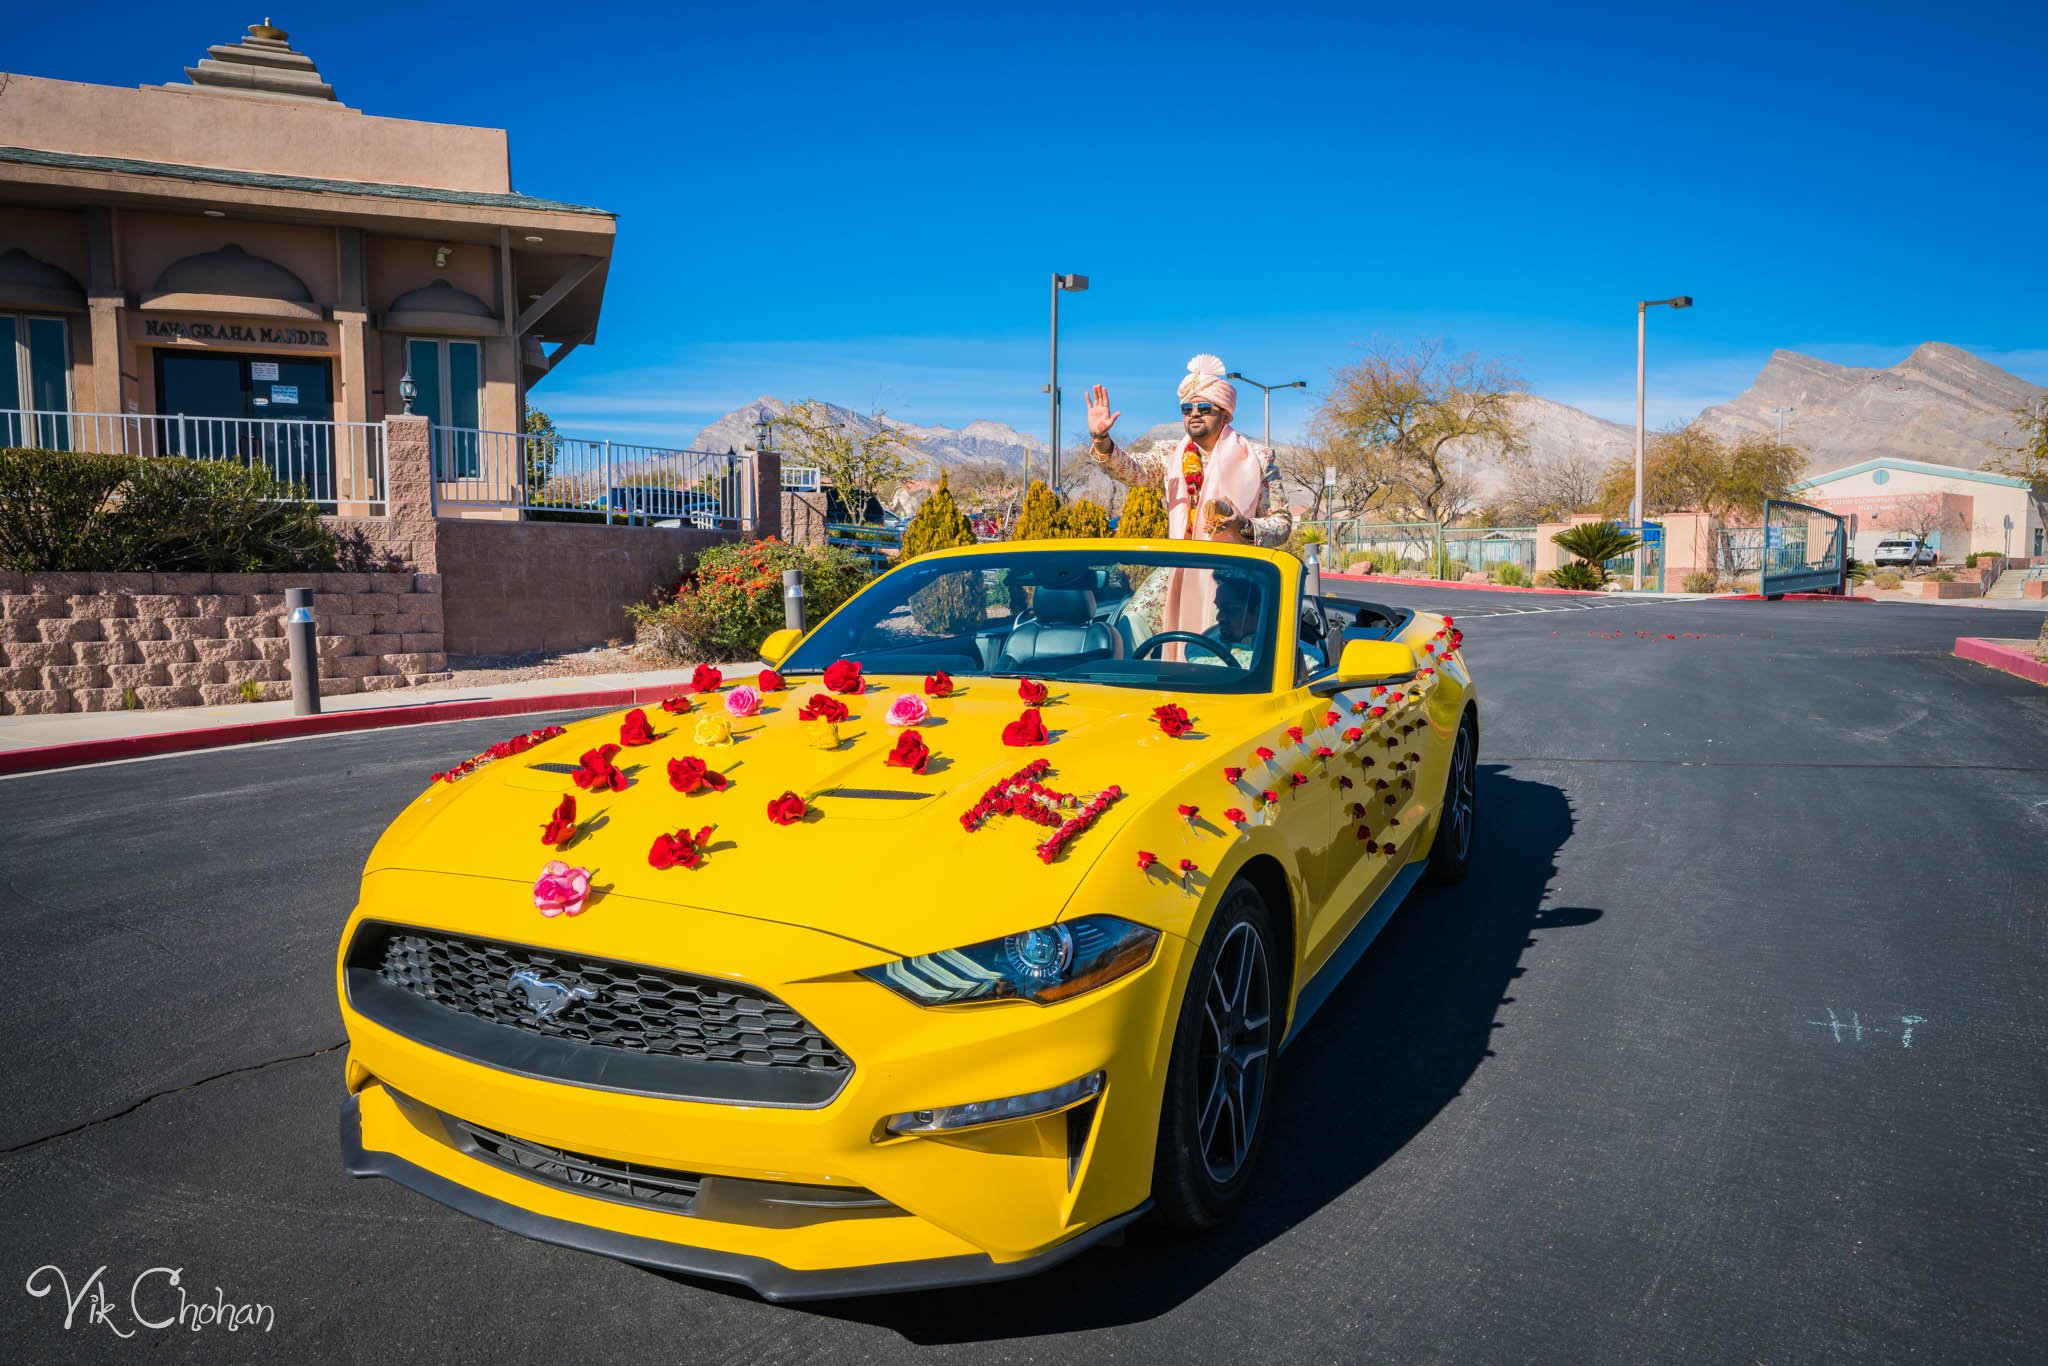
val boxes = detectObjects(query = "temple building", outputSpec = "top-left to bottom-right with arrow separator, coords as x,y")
0,19 -> 614,505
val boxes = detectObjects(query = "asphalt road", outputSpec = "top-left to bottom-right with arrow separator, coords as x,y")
3,591 -> 2044,1363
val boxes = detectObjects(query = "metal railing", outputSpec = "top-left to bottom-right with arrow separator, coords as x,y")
825,521 -> 901,568
432,426 -> 755,529
1,407 -> 386,512
781,465 -> 822,492
1300,520 -> 1538,578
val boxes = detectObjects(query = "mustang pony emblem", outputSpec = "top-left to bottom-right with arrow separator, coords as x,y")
508,970 -> 597,1022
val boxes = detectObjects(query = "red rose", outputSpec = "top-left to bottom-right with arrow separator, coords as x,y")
1343,726 -> 1364,742
1152,703 -> 1194,737
1442,615 -> 1455,627
798,693 -> 849,723
1137,851 -> 1158,871
660,693 -> 694,715
1224,766 -> 1246,783
1178,858 -> 1197,875
1017,678 -> 1049,706
1224,807 -> 1247,824
1323,711 -> 1341,727
924,671 -> 955,698
766,791 -> 808,825
648,825 -> 715,871
691,664 -> 724,694
1255,746 -> 1276,763
1350,700 -> 1368,714
1358,829 -> 1374,843
667,755 -> 728,795
1286,725 -> 1305,744
619,708 -> 656,746
823,659 -> 864,694
1260,789 -> 1279,805
1002,708 -> 1049,747
1314,745 -> 1334,759
1177,804 -> 1199,821
541,794 -> 577,847
1350,803 -> 1366,818
1289,772 -> 1309,788
885,731 -> 932,774
571,745 -> 626,792
1339,777 -> 1354,789
757,668 -> 786,692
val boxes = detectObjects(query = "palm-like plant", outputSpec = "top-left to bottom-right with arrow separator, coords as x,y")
1550,521 -> 1643,584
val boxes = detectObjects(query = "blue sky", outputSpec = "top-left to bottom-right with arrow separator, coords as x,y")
18,1 -> 2046,445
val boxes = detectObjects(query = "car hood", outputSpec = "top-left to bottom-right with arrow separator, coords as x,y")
365,677 -> 1277,958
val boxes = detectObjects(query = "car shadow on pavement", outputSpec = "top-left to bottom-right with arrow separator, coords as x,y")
800,763 -> 1594,1341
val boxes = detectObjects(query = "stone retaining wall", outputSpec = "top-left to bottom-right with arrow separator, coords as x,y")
0,570 -> 447,715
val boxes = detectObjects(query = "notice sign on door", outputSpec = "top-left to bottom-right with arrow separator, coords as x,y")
251,361 -> 281,382
269,384 -> 299,404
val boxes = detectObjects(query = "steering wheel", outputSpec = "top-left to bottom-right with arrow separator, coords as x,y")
1132,630 -> 1238,665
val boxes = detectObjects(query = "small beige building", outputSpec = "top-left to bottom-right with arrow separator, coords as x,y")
1792,458 -> 2045,562
0,20 -> 613,510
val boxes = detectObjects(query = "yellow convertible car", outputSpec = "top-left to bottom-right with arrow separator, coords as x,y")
338,539 -> 1476,1300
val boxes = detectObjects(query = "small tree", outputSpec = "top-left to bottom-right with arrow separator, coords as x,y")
1061,498 -> 1111,538
899,471 -> 985,634
773,399 -> 922,527
523,407 -> 560,494
1012,480 -> 1065,540
1120,484 -> 1169,539
1551,520 -> 1642,585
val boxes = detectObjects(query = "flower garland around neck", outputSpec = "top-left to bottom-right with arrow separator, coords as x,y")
431,724 -> 567,783
1181,440 -> 1205,501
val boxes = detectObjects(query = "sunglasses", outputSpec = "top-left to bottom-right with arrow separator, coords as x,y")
1179,402 -> 1219,415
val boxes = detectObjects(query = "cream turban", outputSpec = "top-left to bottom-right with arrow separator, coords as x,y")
1176,354 -> 1237,415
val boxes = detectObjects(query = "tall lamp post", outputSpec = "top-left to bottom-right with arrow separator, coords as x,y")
1768,406 -> 1793,446
1045,273 -> 1088,488
1634,295 -> 1693,590
1225,371 -> 1307,460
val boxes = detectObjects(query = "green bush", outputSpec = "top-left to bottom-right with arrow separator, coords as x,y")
1011,481 -> 1066,541
1681,570 -> 1719,594
628,538 -> 869,664
1119,485 -> 1169,539
1930,569 -> 1956,583
0,447 -> 338,572
1060,498 -> 1112,538
1550,521 -> 1642,584
1546,561 -> 1603,590
1489,561 -> 1530,587
1846,557 -> 1872,586
898,473 -> 984,634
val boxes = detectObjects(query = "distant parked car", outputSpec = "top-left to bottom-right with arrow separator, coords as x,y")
606,486 -> 724,528
1873,537 -> 1938,567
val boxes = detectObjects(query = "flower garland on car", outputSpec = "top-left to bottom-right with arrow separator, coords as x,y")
431,724 -> 567,782
957,758 -> 1123,864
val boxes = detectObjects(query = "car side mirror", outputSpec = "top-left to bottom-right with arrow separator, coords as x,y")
758,627 -> 801,665
1310,639 -> 1420,695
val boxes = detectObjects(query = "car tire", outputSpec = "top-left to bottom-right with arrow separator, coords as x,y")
1423,714 -> 1477,885
1150,878 -> 1279,1230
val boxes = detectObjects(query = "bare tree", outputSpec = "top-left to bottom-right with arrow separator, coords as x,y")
772,399 -> 923,525
1886,492 -> 1965,560
1497,445 -> 1607,522
1313,339 -> 1525,528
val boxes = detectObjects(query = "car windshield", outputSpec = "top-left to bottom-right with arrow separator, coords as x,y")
779,548 -> 1286,694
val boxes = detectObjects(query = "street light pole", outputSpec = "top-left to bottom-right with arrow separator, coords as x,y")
1769,406 -> 1793,446
1225,371 -> 1307,457
1047,273 -> 1088,489
1633,295 -> 1693,590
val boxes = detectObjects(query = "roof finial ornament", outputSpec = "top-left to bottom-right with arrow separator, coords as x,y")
249,17 -> 287,41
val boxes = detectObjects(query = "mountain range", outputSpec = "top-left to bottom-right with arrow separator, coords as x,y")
685,343 -> 2043,486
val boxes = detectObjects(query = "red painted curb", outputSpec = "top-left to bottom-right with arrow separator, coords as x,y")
0,684 -> 666,777
1723,592 -> 1877,603
1322,572 -> 1600,596
1954,637 -> 2048,686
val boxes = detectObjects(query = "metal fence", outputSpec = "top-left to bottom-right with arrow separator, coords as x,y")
1715,526 -> 1765,578
1301,520 -> 1538,578
432,427 -> 755,529
1,407 -> 386,512
781,465 -> 822,492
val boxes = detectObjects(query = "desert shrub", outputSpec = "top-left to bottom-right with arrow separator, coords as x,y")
1427,555 -> 1472,580
0,446 -> 338,572
1930,569 -> 1956,583
1681,570 -> 1719,594
1060,498 -> 1112,538
1355,548 -> 1404,575
1011,481 -> 1066,540
898,473 -> 984,633
1489,562 -> 1530,587
1846,557 -> 1872,585
1119,485 -> 1169,539
1546,561 -> 1603,590
628,538 -> 868,664
1873,569 -> 1903,590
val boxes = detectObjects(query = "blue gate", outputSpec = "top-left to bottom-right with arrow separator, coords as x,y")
1760,499 -> 1848,597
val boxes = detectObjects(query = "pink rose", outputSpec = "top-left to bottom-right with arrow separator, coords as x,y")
885,694 -> 930,727
724,685 -> 762,718
533,860 -> 592,918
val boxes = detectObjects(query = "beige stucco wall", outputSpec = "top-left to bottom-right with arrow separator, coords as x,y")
0,74 -> 511,194
1799,465 -> 2042,559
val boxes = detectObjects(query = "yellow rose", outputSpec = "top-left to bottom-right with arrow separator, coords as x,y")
693,714 -> 734,747
804,719 -> 842,750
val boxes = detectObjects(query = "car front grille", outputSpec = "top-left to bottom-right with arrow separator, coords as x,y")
345,922 -> 852,1106
454,1117 -> 706,1212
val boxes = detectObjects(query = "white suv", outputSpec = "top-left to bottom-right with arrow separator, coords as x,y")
1873,536 -> 1938,567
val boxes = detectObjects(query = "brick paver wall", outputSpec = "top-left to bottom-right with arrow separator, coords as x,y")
0,570 -> 447,715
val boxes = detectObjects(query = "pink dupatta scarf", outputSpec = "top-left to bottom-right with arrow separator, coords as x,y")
1163,428 -> 1264,639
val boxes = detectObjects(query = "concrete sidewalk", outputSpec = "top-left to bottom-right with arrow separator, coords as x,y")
0,665 -> 724,774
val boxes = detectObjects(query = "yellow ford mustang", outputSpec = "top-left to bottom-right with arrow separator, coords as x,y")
338,539 -> 1477,1300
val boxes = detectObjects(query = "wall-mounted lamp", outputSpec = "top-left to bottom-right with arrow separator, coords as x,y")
434,246 -> 453,268
399,364 -> 418,416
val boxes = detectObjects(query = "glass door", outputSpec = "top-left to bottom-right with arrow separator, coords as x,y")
153,350 -> 334,498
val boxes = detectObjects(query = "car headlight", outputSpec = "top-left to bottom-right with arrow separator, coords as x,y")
860,915 -> 1160,1006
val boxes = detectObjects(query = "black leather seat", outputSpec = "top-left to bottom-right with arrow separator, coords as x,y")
998,589 -> 1120,668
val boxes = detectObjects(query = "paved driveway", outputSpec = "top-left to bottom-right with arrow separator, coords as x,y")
3,591 -> 2043,1362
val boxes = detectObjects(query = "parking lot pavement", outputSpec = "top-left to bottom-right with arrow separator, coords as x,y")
3,594 -> 2044,1362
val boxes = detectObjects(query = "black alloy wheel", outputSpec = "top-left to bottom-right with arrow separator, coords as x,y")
1424,716 -> 1477,885
1152,878 -> 1278,1229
